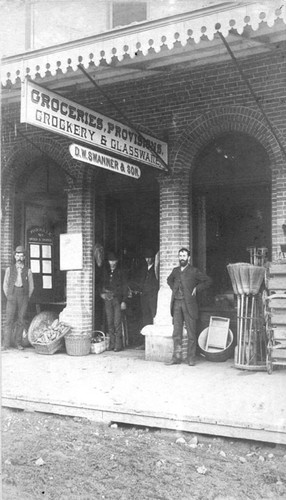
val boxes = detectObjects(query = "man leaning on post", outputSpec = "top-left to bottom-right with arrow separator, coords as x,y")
2,246 -> 34,350
166,248 -> 211,366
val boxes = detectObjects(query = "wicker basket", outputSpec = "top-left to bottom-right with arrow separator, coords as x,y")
30,316 -> 70,355
34,336 -> 65,355
65,334 -> 91,356
28,311 -> 58,344
90,331 -> 109,354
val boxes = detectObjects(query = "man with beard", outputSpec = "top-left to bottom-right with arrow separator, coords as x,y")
2,246 -> 34,350
166,248 -> 211,366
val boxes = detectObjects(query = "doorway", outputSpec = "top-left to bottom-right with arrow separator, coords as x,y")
93,167 -> 160,342
192,132 -> 272,300
14,158 -> 67,310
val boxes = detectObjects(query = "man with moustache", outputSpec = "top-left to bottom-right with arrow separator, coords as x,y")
2,246 -> 34,350
167,248 -> 211,366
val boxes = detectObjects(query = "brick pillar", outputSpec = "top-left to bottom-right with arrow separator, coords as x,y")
1,186 -> 15,333
1,186 -> 14,268
59,181 -> 94,334
142,172 -> 190,362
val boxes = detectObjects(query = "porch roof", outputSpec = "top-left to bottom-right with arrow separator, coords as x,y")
1,1 -> 286,95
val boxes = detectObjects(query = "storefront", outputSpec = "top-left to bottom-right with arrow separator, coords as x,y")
1,2 -> 286,344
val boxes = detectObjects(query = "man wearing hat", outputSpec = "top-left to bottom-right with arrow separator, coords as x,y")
140,248 -> 159,329
101,251 -> 128,352
2,246 -> 34,350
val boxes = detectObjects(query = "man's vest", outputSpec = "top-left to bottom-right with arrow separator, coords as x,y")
7,265 -> 29,298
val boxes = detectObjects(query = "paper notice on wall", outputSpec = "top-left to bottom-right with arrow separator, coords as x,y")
60,233 -> 83,270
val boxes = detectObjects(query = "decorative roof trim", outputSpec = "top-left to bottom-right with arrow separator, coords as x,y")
1,1 -> 285,87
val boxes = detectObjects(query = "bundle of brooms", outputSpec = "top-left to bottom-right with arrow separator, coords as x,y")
227,263 -> 266,368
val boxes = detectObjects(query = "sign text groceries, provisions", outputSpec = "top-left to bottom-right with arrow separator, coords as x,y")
21,80 -> 168,170
69,144 -> 141,179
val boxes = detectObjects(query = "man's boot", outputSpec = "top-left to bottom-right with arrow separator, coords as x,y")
165,356 -> 181,365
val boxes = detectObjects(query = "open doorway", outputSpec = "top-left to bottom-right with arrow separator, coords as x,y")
93,168 -> 160,343
192,132 -> 271,302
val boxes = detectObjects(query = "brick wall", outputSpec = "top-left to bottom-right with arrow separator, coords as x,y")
76,49 -> 285,282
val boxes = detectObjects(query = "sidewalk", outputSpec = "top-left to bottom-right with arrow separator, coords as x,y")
2,348 -> 286,444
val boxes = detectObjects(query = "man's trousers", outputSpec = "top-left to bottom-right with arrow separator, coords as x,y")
172,298 -> 197,362
104,297 -> 123,350
4,288 -> 29,348
140,292 -> 157,328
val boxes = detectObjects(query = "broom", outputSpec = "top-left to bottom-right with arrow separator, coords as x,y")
227,264 -> 241,362
239,265 -> 252,364
249,267 -> 265,364
227,264 -> 240,359
249,266 -> 265,295
233,263 -> 251,364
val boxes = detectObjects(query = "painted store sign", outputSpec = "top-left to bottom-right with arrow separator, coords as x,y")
21,80 -> 168,170
69,144 -> 141,179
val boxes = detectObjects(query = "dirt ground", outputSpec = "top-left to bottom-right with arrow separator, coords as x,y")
1,407 -> 286,500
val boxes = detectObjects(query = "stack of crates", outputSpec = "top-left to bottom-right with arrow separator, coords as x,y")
265,262 -> 286,374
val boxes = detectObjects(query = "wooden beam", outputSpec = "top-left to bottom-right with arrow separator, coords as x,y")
3,396 -> 286,445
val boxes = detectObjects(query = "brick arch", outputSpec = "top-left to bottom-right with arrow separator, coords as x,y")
2,135 -> 83,191
171,106 -> 284,174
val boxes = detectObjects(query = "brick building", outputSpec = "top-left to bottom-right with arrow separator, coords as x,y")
1,1 -> 286,343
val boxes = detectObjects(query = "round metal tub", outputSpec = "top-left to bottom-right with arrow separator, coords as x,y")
198,327 -> 234,362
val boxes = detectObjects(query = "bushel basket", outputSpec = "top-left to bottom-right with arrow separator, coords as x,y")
65,334 -> 91,356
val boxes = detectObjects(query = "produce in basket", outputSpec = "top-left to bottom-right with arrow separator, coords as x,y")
28,311 -> 58,344
90,331 -> 109,354
33,321 -> 70,345
91,336 -> 105,344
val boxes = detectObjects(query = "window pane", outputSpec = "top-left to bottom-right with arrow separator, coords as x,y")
42,245 -> 52,258
43,275 -> 52,289
30,260 -> 40,273
30,244 -> 40,258
42,260 -> 52,274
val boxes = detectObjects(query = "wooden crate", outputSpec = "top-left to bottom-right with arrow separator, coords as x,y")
270,348 -> 286,359
266,262 -> 286,275
271,328 -> 286,341
266,262 -> 286,292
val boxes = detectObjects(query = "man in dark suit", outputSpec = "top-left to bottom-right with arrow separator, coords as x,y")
101,251 -> 128,352
140,249 -> 159,328
167,248 -> 211,366
134,249 -> 159,350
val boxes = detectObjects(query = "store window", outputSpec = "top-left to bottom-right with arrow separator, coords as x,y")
28,227 -> 53,291
112,2 -> 147,28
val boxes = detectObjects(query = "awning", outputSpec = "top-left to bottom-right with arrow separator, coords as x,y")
1,1 -> 285,88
